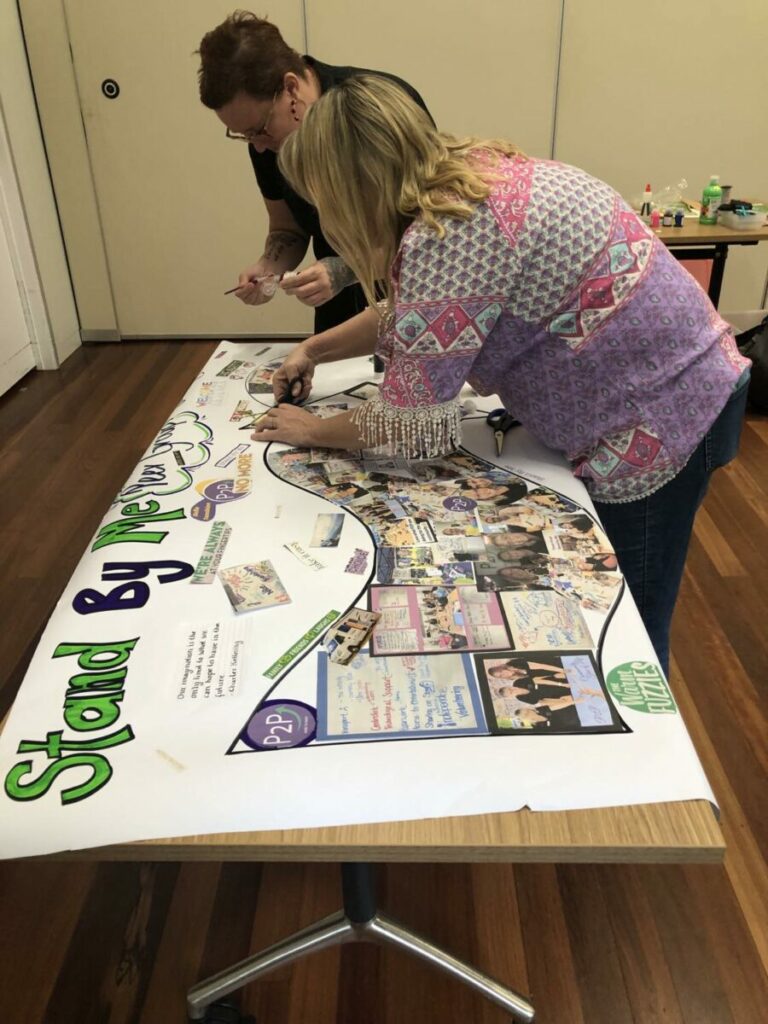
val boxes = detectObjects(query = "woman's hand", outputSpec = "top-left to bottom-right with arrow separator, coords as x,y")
252,406 -> 365,452
272,345 -> 316,404
251,404 -> 321,447
280,259 -> 352,307
231,260 -> 278,306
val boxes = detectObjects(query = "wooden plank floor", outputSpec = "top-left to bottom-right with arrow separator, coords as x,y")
0,340 -> 766,1023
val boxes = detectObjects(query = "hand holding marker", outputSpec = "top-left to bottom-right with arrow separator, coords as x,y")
226,267 -> 305,425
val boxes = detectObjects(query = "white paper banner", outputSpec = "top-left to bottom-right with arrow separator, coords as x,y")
0,341 -> 714,858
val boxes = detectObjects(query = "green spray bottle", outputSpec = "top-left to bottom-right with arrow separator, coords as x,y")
699,175 -> 722,225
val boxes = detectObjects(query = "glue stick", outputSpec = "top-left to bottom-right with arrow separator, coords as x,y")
640,183 -> 653,224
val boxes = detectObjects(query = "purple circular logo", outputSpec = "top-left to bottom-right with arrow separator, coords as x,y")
443,496 -> 477,512
201,478 -> 249,503
243,700 -> 317,751
191,477 -> 250,520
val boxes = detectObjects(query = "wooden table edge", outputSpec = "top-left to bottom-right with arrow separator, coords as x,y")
659,223 -> 768,245
29,798 -> 724,865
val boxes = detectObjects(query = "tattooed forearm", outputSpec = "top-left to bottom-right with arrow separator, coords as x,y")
263,230 -> 307,263
320,257 -> 357,295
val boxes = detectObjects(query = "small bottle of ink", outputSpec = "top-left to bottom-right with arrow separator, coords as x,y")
650,209 -> 661,229
674,210 -> 684,227
662,209 -> 674,227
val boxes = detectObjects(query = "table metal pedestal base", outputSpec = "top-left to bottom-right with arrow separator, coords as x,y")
187,863 -> 535,1023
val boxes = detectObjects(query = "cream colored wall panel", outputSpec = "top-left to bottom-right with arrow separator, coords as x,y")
305,0 -> 563,158
554,0 -> 768,310
63,1 -> 310,337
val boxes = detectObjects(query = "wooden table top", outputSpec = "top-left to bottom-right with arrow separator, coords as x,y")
52,799 -> 724,865
658,220 -> 768,245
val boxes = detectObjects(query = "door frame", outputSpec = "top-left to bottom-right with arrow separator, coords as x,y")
0,100 -> 50,371
17,0 -> 119,343
2,0 -> 83,364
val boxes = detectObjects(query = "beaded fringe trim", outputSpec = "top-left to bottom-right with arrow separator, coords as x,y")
352,395 -> 462,460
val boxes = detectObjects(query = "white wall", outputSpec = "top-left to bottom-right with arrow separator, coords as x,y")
12,0 -> 768,343
554,0 -> 768,312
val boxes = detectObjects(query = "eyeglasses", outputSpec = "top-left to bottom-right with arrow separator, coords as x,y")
225,91 -> 280,143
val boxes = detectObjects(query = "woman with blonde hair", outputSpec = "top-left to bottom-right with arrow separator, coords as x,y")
252,76 -> 750,674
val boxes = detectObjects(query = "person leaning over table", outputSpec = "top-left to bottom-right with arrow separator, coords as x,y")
196,11 -> 433,332
250,76 -> 751,676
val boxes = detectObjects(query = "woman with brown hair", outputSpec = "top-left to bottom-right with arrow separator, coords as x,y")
197,11 -> 431,332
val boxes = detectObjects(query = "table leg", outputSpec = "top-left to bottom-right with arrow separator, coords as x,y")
669,243 -> 730,309
708,244 -> 728,308
186,863 -> 536,1022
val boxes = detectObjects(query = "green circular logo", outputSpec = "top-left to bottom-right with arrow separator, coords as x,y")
605,661 -> 677,714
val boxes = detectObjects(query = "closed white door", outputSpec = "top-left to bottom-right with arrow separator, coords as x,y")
62,0 -> 312,338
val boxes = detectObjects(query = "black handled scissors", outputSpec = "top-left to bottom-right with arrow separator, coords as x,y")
239,378 -> 303,429
276,377 -> 303,405
486,408 -> 520,456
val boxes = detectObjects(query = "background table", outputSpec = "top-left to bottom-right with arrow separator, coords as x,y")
659,220 -> 768,307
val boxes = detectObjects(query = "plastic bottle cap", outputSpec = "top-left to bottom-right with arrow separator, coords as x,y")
710,175 -> 720,182
644,183 -> 652,191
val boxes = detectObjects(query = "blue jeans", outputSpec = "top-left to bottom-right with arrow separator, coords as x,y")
594,379 -> 749,676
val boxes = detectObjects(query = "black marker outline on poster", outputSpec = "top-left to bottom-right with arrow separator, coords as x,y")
225,392 -> 629,754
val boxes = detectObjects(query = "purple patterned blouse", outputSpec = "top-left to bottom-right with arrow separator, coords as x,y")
355,155 -> 750,503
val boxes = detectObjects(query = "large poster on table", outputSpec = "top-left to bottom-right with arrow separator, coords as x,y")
0,341 -> 708,858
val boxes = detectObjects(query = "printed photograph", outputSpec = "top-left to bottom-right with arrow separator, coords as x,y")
316,650 -> 488,741
474,651 -> 624,734
376,547 -> 476,587
499,590 -> 593,650
323,607 -> 380,664
310,512 -> 345,548
370,585 -> 512,655
245,359 -> 284,394
218,560 -> 291,613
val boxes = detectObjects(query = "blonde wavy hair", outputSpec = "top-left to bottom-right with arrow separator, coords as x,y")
278,75 -> 524,311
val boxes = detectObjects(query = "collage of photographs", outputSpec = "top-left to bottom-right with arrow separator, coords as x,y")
246,372 -> 630,741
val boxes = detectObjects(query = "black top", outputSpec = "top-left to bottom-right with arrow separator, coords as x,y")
248,56 -> 433,259
516,682 -> 572,704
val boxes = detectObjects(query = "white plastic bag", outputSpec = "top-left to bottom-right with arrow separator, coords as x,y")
653,178 -> 688,210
